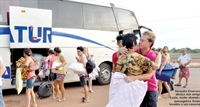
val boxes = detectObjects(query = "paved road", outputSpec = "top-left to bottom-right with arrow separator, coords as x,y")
3,68 -> 200,107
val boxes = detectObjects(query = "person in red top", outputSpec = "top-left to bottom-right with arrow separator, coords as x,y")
112,35 -> 123,72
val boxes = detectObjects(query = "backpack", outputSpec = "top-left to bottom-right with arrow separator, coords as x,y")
29,57 -> 41,71
86,59 -> 95,74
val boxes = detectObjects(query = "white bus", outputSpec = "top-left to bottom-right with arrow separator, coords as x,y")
0,0 -> 149,90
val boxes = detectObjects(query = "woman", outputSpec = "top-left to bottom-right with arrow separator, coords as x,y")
53,47 -> 67,102
20,48 -> 37,107
106,33 -> 158,107
43,49 -> 57,98
83,47 -> 94,93
157,50 -> 172,98
163,46 -> 170,60
77,46 -> 89,103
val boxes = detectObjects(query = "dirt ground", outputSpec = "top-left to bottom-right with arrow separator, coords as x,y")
3,59 -> 200,107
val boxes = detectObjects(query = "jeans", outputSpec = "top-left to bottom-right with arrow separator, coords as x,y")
0,86 -> 5,107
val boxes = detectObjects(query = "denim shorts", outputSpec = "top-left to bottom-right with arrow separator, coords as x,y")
26,76 -> 36,89
0,86 -> 5,107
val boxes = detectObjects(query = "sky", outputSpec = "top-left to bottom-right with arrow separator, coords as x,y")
95,0 -> 200,50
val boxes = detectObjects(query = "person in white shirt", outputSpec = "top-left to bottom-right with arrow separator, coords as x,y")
174,48 -> 191,88
0,56 -> 6,107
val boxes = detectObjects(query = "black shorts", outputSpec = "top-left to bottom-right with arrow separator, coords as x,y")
79,76 -> 87,86
140,90 -> 158,107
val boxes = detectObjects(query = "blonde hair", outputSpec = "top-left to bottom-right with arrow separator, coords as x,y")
142,31 -> 156,48
83,47 -> 90,58
84,47 -> 88,51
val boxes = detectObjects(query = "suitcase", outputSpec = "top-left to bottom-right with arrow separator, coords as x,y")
38,81 -> 52,99
156,64 -> 178,82
156,69 -> 174,82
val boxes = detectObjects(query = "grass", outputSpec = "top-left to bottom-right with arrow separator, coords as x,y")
170,53 -> 200,58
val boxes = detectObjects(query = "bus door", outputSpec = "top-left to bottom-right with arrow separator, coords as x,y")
9,6 -> 52,48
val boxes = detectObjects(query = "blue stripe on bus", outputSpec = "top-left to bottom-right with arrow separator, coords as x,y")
52,31 -> 114,51
0,27 -> 115,51
0,27 -> 10,35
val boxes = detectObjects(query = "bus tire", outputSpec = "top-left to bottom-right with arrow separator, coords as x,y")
96,63 -> 111,85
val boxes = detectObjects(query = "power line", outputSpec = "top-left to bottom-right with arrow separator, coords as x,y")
140,16 -> 200,23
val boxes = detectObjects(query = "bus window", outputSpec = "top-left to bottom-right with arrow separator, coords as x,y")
58,1 -> 84,29
83,4 -> 118,31
115,8 -> 139,31
38,0 -> 59,27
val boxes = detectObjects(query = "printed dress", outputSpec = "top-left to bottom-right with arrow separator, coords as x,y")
106,51 -> 153,107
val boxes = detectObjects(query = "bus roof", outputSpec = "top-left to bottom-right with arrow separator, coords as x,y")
67,0 -> 111,7
67,0 -> 134,12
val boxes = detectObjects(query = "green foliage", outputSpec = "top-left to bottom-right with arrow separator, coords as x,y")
157,47 -> 200,53
154,47 -> 200,58
170,47 -> 200,53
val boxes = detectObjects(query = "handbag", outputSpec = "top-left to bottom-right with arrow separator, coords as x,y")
29,57 -> 41,71
86,59 -> 95,74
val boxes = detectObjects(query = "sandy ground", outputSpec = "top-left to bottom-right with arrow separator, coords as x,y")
3,59 -> 200,107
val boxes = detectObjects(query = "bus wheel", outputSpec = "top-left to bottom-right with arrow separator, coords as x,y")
96,63 -> 111,85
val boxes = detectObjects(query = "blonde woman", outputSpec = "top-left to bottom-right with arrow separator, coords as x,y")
163,46 -> 170,61
83,47 -> 94,93
157,50 -> 172,98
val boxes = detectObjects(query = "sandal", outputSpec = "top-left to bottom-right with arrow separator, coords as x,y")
58,99 -> 65,102
31,105 -> 38,107
52,96 -> 59,100
82,98 -> 89,103
174,84 -> 181,86
89,90 -> 94,93
183,85 -> 188,88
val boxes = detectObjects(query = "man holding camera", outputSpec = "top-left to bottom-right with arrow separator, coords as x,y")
174,48 -> 192,88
